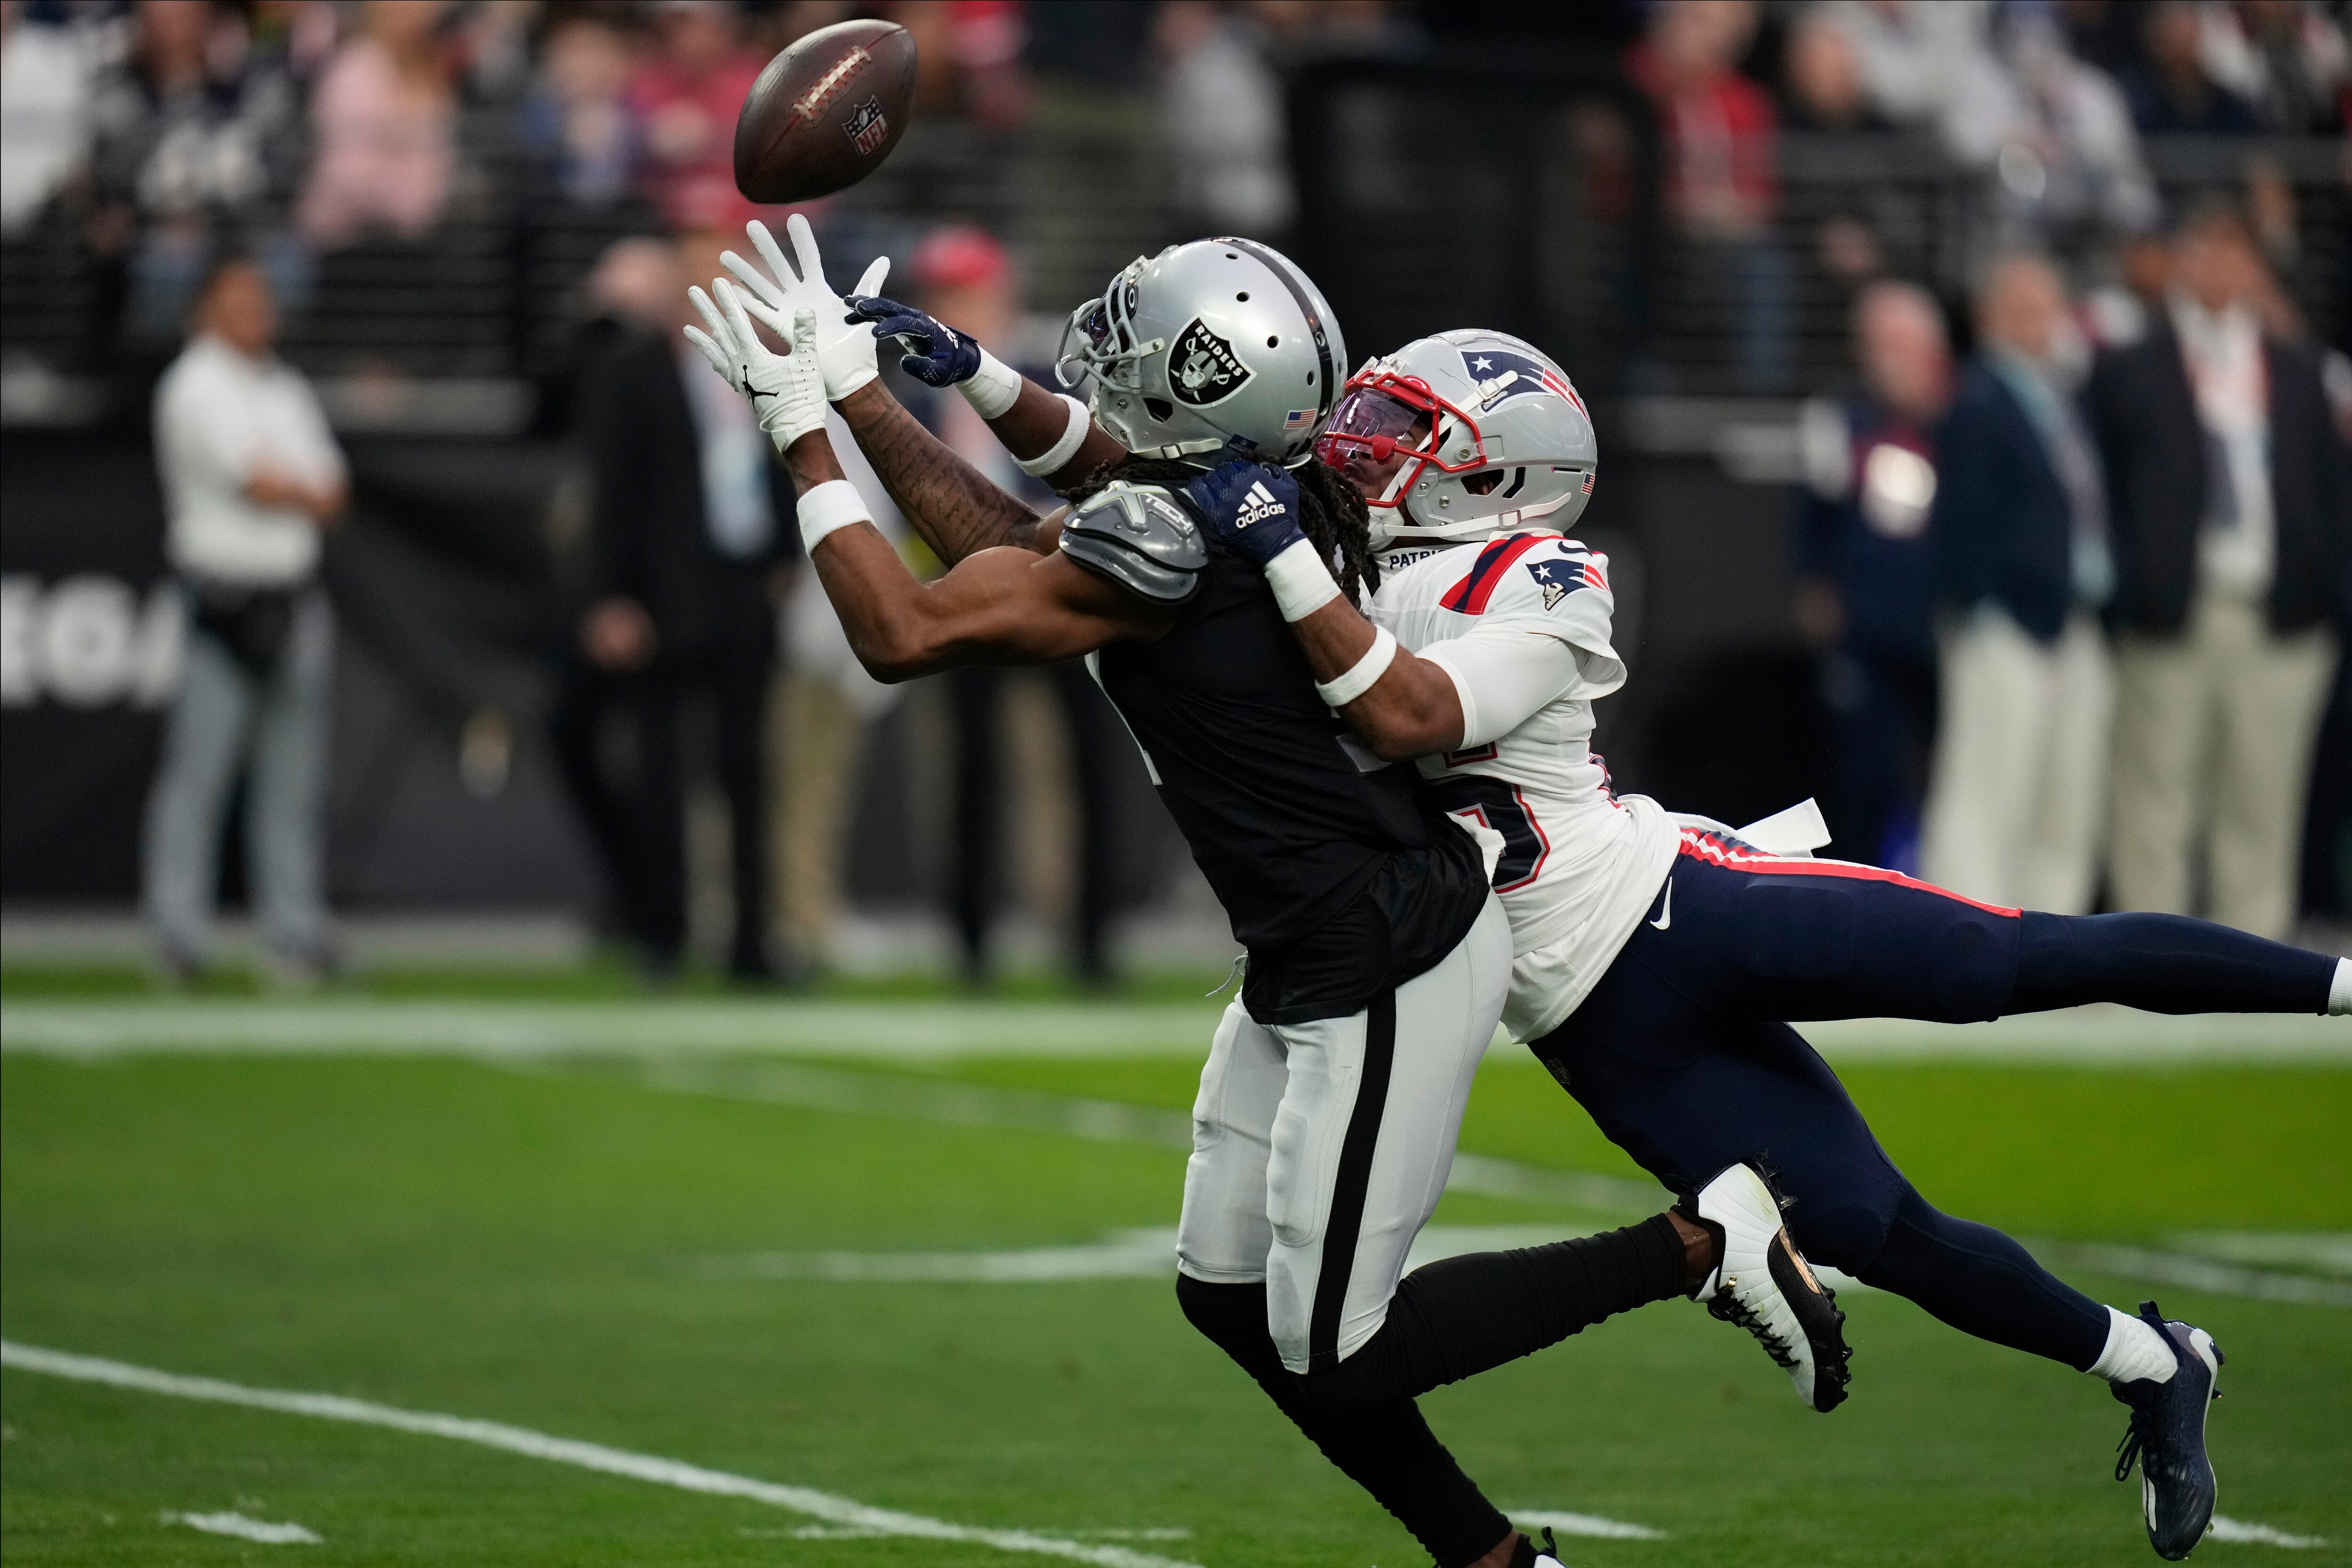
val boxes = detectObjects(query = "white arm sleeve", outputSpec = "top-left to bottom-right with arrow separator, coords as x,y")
1418,628 -> 1582,748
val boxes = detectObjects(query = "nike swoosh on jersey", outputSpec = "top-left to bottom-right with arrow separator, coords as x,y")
1648,875 -> 1673,930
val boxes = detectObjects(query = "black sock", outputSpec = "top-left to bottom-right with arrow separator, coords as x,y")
1299,1214 -> 1687,1413
1176,1274 -> 1511,1568
2010,911 -> 2336,1015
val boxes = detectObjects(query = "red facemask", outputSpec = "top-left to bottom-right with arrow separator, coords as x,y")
1313,368 -> 1488,508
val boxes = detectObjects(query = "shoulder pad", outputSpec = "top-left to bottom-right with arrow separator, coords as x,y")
1059,482 -> 1208,605
1481,537 -> 1613,619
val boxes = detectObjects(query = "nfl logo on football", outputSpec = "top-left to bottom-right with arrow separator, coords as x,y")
843,96 -> 890,156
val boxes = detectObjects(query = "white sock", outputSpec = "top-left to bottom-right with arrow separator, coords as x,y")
2329,957 -> 2350,1016
2089,1306 -> 2177,1384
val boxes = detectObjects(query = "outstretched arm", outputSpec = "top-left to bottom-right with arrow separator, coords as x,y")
976,376 -> 1129,494
830,377 -> 1062,564
684,275 -> 1168,678
829,301 -> 1127,563
782,425 -> 1163,679
846,294 -> 1127,503
713,215 -> 1124,565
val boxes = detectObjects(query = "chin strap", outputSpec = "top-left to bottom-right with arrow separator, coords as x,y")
1135,436 -> 1232,461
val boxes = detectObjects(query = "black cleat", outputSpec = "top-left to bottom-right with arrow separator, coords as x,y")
2112,1299 -> 2224,1560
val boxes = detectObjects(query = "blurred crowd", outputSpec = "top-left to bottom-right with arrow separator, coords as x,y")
1794,202 -> 2349,943
3,0 -> 2344,979
4,0 -> 2346,382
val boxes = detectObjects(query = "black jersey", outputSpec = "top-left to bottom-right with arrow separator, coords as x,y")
1089,537 -> 1490,1024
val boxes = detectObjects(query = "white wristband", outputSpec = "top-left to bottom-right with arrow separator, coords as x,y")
796,478 -> 872,554
1263,536 -> 1342,622
956,347 -> 1022,420
1315,626 -> 1397,708
1015,394 -> 1092,477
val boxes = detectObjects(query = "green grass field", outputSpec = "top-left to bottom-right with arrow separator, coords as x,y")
3,982 -> 2347,1566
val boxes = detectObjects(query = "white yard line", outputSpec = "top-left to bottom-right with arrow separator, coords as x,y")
8,1013 -> 2344,1310
1,999 -> 2342,1065
164,1510 -> 321,1544
619,1061 -> 2348,1310
1795,1008 -> 2350,1064
2164,1232 -> 2352,1279
699,1226 -> 1634,1284
0,1000 -> 1225,1060
2021,1242 -> 2352,1309
1507,1508 -> 1666,1541
633,1060 -> 1200,1151
0,1342 -> 1200,1568
2208,1515 -> 2332,1549
605,1058 -> 1664,1216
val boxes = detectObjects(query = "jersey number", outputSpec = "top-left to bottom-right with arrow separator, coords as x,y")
1429,777 -> 1549,892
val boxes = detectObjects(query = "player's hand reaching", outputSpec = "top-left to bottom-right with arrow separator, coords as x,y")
1182,456 -> 1305,568
720,213 -> 890,402
684,280 -> 826,449
844,296 -> 984,389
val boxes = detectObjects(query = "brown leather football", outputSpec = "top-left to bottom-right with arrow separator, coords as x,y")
732,19 -> 917,204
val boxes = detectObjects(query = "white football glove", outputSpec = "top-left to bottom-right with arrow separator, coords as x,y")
722,213 -> 890,402
683,280 -> 826,450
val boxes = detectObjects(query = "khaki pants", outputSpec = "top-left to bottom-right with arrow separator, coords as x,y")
771,670 -> 865,965
2108,595 -> 2336,939
1922,608 -> 2113,914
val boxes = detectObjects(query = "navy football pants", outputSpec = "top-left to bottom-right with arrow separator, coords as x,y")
1531,833 -> 2337,1370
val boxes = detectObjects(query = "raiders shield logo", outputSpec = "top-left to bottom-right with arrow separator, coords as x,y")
1168,318 -> 1253,407
843,96 -> 890,156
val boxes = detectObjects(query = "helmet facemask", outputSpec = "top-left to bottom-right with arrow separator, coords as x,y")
1055,259 -> 1161,399
1316,367 -> 1493,544
1317,339 -> 1599,550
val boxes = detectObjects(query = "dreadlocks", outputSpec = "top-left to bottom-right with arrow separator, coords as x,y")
1069,456 -> 1383,606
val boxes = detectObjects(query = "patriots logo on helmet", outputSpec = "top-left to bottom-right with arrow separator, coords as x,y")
1461,346 -> 1588,419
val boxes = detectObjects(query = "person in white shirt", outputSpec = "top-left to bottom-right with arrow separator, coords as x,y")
143,255 -> 346,981
2090,205 -> 2346,940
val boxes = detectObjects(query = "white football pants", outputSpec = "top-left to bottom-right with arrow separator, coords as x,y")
1176,895 -> 1512,1374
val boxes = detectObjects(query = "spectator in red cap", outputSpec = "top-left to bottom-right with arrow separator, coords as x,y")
628,0 -> 765,232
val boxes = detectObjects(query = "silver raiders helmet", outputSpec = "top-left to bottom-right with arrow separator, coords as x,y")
1313,329 -> 1598,549
1055,238 -> 1346,468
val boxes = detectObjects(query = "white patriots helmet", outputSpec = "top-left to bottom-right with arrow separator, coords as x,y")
1314,329 -> 1598,549
1054,238 -> 1345,468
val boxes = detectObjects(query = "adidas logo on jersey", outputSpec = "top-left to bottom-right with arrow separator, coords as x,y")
1237,480 -> 1288,528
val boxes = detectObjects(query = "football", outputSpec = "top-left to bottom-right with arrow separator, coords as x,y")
732,19 -> 917,205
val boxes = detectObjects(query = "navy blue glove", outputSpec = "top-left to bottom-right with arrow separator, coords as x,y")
845,295 -> 983,389
1181,457 -> 1304,568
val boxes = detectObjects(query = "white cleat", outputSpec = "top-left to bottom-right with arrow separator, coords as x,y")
1691,1162 -> 1853,1412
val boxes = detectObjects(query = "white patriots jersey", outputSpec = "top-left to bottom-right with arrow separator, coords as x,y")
1368,532 -> 1679,1040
